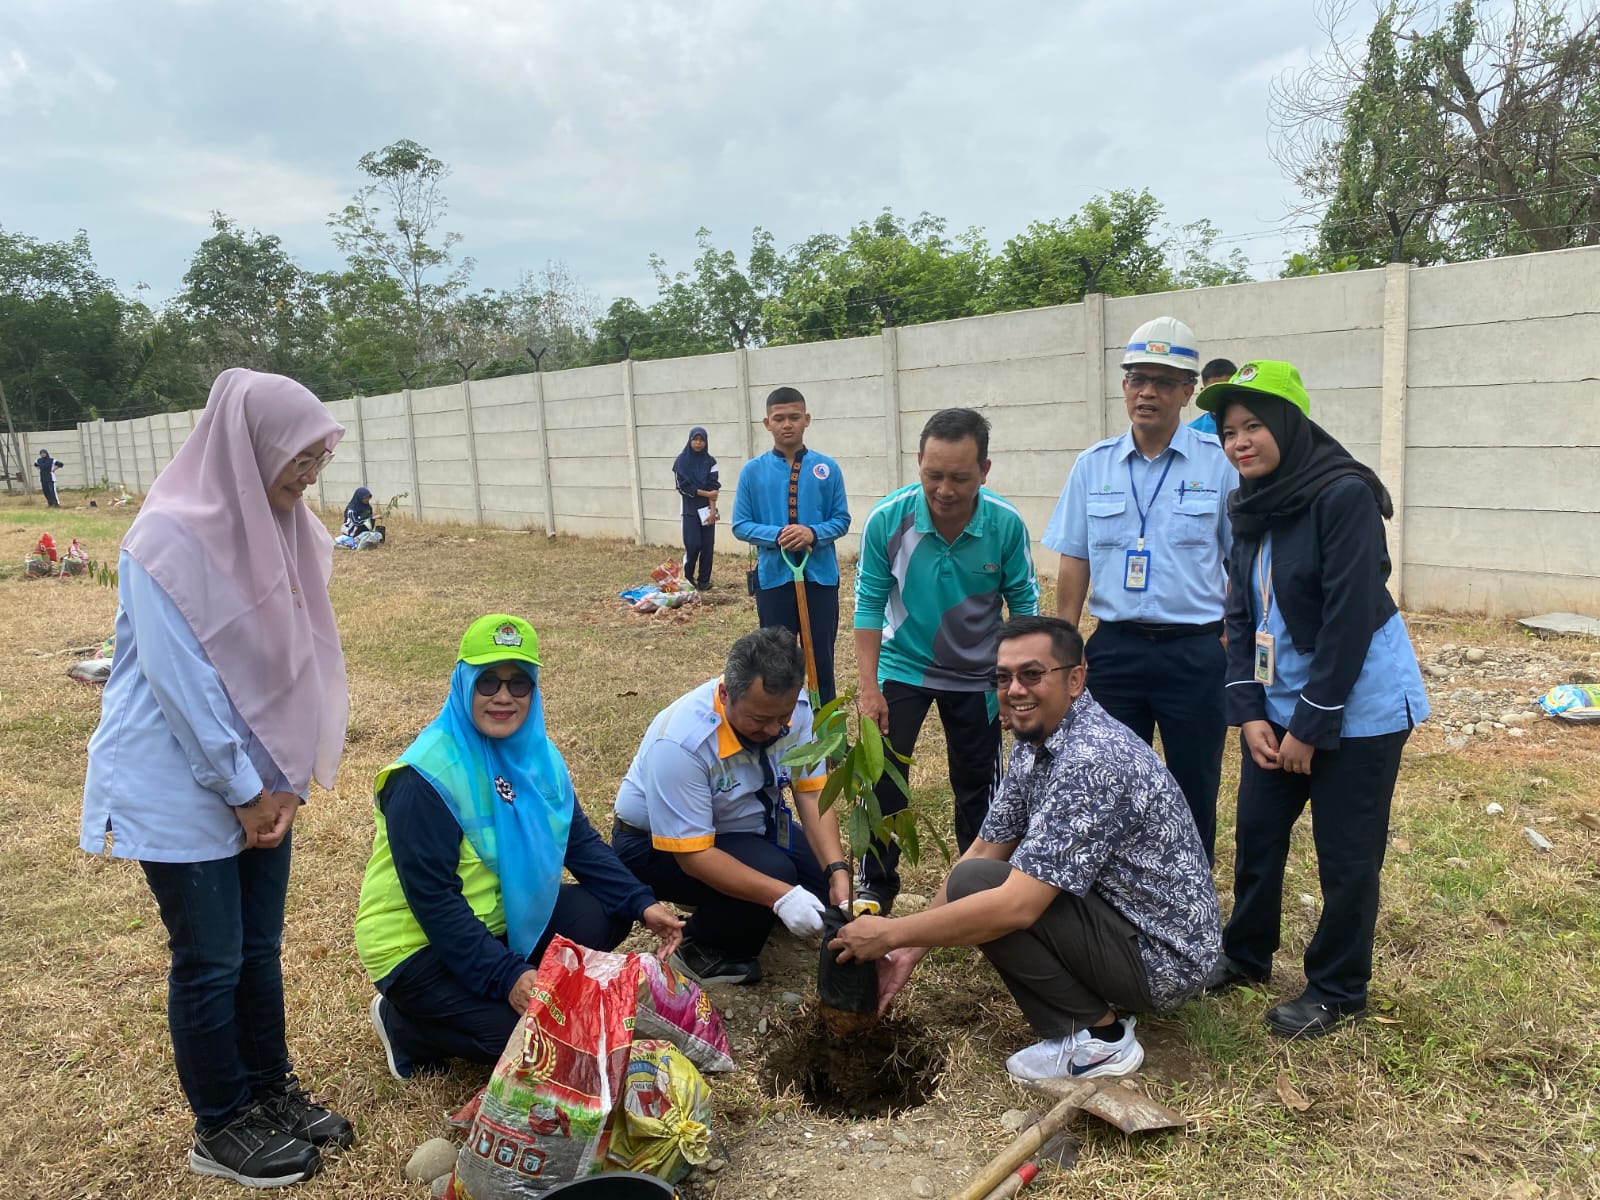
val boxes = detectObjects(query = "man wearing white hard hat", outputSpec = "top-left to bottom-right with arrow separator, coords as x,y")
1041,316 -> 1237,863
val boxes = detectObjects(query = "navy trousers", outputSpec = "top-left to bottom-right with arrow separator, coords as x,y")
1085,624 -> 1225,863
681,511 -> 715,589
612,828 -> 826,960
754,581 -> 839,706
376,884 -> 632,1067
860,681 -> 1000,899
1221,724 -> 1409,1007
141,835 -> 294,1131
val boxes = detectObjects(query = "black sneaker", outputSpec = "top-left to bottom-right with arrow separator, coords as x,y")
259,1074 -> 355,1150
189,1103 -> 320,1188
671,941 -> 761,986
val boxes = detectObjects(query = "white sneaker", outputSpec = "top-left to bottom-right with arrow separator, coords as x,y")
1005,1017 -> 1145,1082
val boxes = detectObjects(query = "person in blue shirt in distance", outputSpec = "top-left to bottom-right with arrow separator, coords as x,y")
1187,358 -> 1237,436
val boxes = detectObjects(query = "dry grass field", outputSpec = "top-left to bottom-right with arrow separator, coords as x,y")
2,489 -> 1597,1200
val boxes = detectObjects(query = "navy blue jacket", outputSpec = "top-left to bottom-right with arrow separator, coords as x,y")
1223,477 -> 1398,748
379,766 -> 655,999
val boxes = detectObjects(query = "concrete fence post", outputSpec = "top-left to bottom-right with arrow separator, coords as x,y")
735,347 -> 755,466
79,421 -> 94,488
621,359 -> 646,545
1379,262 -> 1412,606
1082,293 -> 1107,447
401,388 -> 423,521
882,326 -> 903,491
113,420 -> 126,491
461,379 -> 484,526
532,372 -> 556,537
351,393 -> 369,488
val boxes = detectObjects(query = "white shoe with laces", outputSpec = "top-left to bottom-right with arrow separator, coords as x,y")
1005,1017 -> 1145,1082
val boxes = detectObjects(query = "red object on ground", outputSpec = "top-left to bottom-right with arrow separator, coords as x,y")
36,532 -> 58,562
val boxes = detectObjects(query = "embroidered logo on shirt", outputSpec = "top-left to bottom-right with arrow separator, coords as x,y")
493,623 -> 522,647
812,463 -> 830,480
983,562 -> 999,572
494,776 -> 516,804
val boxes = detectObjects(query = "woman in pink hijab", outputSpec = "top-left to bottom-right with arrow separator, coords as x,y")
82,369 -> 352,1189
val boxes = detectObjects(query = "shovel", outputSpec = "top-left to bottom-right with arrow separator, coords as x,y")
779,547 -> 820,712
947,1079 -> 1188,1200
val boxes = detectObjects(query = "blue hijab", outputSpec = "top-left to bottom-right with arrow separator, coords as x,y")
383,659 -> 574,957
672,427 -> 717,495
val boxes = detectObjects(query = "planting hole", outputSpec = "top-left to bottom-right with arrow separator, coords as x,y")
762,1012 -> 946,1118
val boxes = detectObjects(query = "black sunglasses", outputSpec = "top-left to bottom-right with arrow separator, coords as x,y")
474,672 -> 534,698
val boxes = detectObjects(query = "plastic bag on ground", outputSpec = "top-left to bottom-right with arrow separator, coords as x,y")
603,1041 -> 711,1183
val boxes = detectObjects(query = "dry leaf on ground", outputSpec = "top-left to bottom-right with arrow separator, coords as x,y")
1275,1071 -> 1313,1113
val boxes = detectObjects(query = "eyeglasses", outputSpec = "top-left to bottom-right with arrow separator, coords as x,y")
474,672 -> 534,698
989,665 -> 1074,690
1123,372 -> 1190,395
288,449 -> 335,477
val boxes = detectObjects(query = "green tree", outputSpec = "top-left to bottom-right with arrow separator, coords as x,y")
765,210 -> 991,342
1274,0 -> 1600,266
985,190 -> 1174,311
328,140 -> 473,374
177,214 -> 333,384
0,225 -> 136,427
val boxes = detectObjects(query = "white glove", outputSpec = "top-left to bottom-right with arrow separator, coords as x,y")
772,885 -> 827,938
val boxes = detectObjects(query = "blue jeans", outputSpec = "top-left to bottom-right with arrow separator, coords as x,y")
141,836 -> 293,1131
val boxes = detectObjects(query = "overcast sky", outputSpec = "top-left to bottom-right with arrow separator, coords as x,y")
1,0 -> 1337,308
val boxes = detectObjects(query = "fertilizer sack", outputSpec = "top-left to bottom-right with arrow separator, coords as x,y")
1538,684 -> 1600,722
447,938 -> 638,1197
603,1040 -> 712,1183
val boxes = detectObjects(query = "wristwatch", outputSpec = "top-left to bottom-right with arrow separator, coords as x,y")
239,789 -> 264,808
824,860 -> 850,877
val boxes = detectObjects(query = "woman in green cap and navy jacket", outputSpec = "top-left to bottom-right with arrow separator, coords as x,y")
1196,362 -> 1428,1039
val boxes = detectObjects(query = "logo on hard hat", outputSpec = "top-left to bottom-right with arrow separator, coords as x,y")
1146,341 -> 1170,356
1238,365 -> 1258,383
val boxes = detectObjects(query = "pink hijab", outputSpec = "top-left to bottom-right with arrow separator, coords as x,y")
123,369 -> 349,793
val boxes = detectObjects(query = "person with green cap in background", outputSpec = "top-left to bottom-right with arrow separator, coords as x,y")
1196,362 -> 1429,1038
355,614 -> 685,1078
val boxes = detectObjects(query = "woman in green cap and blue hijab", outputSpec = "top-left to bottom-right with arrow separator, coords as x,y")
1196,362 -> 1428,1040
355,614 -> 684,1078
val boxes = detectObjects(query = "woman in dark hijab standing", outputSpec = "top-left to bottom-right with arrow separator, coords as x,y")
672,427 -> 719,589
1196,361 -> 1428,1040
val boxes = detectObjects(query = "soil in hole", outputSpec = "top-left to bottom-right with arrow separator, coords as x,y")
762,1012 -> 947,1118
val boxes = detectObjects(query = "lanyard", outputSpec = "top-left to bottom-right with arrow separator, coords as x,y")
785,448 -> 807,525
1126,452 -> 1176,552
1255,533 -> 1274,629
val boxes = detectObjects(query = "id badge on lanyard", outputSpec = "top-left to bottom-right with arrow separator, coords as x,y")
1254,537 -> 1275,686
771,791 -> 795,850
1124,454 -> 1173,592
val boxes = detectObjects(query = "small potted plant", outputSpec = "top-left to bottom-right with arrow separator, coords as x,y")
781,689 -> 947,1035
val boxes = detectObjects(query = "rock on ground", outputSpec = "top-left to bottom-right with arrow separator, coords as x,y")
405,1137 -> 458,1183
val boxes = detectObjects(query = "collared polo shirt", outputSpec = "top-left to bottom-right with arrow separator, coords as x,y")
854,484 -> 1040,692
613,676 -> 825,852
1043,423 -> 1237,625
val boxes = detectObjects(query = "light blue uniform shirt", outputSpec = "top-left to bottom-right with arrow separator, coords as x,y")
1043,424 -> 1237,624
81,554 -> 295,864
1251,537 -> 1431,736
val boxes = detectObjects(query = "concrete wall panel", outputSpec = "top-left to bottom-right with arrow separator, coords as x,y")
896,306 -> 1082,369
747,336 -> 882,386
1410,247 -> 1600,328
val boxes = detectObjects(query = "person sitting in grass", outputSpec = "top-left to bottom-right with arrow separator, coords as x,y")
832,615 -> 1220,1082
355,613 -> 684,1078
341,486 -> 375,538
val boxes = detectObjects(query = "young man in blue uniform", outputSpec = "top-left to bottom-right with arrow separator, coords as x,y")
732,387 -> 852,705
1043,317 -> 1237,863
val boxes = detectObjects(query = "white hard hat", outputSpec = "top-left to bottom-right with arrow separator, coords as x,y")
1121,316 -> 1200,375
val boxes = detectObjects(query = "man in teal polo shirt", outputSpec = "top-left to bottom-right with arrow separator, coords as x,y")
853,408 -> 1040,913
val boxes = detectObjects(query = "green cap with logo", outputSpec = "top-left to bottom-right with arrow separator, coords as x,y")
458,613 -> 542,667
1196,359 -> 1312,417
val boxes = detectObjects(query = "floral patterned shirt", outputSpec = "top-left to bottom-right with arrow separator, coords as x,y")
980,692 -> 1221,1011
